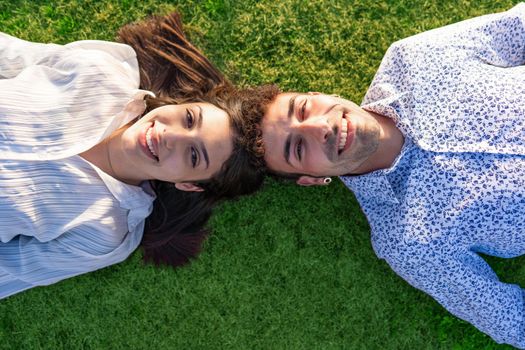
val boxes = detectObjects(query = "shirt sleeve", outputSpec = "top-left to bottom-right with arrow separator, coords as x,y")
0,224 -> 140,300
385,246 -> 525,348
386,3 -> 525,67
0,34 -> 147,161
0,32 -> 140,79
0,32 -> 64,79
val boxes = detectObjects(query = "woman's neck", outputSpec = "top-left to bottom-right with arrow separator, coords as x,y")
79,126 -> 141,186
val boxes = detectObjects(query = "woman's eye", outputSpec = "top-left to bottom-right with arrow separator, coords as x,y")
191,147 -> 198,168
296,139 -> 303,161
186,109 -> 194,128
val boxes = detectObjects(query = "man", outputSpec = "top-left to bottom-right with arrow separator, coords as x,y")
244,4 -> 525,348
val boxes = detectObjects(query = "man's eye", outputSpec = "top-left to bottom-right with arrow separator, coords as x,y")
296,139 -> 303,161
186,109 -> 194,128
300,100 -> 307,120
191,147 -> 198,167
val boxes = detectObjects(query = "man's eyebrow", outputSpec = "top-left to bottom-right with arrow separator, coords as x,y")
283,95 -> 299,166
287,94 -> 298,120
197,106 -> 209,169
284,133 -> 292,166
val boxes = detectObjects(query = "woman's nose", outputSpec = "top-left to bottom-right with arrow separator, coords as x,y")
163,127 -> 193,150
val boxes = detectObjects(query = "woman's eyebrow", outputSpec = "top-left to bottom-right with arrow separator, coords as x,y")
200,140 -> 209,169
197,105 -> 204,128
197,106 -> 209,169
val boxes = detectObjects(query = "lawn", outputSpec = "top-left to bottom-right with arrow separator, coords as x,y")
0,0 -> 523,349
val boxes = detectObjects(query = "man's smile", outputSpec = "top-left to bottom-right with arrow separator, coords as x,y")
337,112 -> 354,156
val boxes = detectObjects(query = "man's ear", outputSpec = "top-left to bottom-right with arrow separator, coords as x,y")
296,176 -> 329,187
174,182 -> 205,192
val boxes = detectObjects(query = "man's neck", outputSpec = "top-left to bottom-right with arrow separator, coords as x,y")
353,112 -> 404,174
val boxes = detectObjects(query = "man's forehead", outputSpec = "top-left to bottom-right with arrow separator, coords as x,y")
262,125 -> 294,173
261,92 -> 300,172
261,92 -> 298,134
263,92 -> 301,123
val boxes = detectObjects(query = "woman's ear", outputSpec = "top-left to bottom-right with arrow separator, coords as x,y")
174,183 -> 205,192
296,176 -> 331,186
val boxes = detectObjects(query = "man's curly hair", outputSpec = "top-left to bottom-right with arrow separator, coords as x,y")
237,84 -> 282,171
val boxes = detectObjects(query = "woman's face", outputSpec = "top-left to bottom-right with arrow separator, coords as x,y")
116,102 -> 233,186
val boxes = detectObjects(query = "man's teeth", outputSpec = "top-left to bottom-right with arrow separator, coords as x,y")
339,117 -> 348,151
146,127 -> 158,157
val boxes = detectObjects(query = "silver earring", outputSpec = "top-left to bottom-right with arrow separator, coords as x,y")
323,177 -> 332,184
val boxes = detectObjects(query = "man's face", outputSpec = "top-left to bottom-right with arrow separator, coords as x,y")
261,92 -> 381,179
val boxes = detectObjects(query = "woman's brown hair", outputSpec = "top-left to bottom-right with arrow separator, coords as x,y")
117,13 -> 265,266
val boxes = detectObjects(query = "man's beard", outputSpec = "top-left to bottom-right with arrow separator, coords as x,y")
344,122 -> 381,174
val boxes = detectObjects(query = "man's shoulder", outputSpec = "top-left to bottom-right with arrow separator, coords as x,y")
387,4 -> 525,52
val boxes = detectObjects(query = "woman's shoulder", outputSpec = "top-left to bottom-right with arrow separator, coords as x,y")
65,40 -> 137,63
56,40 -> 140,87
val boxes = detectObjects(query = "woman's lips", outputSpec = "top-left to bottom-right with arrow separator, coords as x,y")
138,122 -> 157,160
146,127 -> 159,158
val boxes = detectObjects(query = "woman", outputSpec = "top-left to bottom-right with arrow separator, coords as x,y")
0,13 -> 264,299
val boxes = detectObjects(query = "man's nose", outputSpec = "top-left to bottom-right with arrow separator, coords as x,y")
296,117 -> 333,143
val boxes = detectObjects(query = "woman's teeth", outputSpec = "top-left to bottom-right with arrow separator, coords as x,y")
339,117 -> 348,151
146,127 -> 158,157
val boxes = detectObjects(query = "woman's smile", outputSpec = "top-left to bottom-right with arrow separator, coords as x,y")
112,103 -> 234,184
138,121 -> 158,161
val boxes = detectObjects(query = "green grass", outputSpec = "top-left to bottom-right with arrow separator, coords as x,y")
0,0 -> 523,349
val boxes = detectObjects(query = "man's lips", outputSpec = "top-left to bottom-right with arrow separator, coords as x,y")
337,112 -> 354,155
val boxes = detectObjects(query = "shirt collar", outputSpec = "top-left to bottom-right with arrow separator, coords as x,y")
91,164 -> 156,210
340,171 -> 399,204
339,137 -> 412,204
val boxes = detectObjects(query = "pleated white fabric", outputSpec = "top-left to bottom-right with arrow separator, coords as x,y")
0,33 -> 156,299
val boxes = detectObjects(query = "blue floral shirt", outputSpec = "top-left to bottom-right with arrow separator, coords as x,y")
340,4 -> 525,348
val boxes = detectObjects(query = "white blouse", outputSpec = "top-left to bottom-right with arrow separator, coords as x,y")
0,33 -> 156,299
